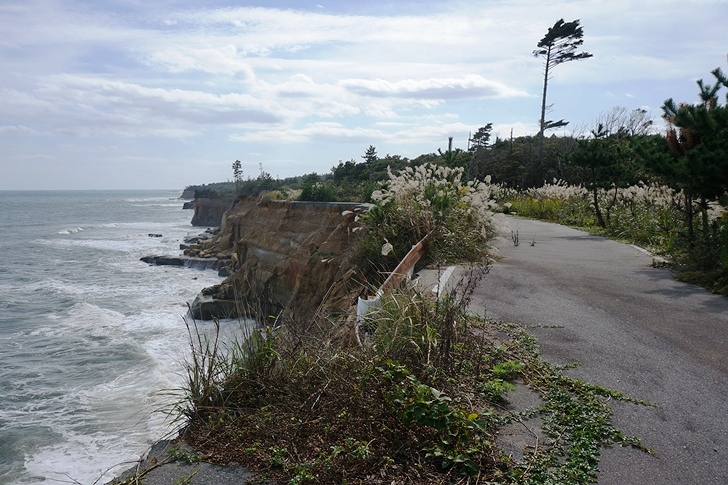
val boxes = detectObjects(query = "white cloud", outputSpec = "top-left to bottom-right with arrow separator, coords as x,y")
1,0 -> 726,188
341,75 -> 528,100
0,125 -> 39,136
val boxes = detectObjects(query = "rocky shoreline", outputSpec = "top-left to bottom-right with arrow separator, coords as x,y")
113,194 -> 372,483
106,439 -> 261,485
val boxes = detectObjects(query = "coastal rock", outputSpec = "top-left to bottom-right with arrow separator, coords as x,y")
140,255 -> 185,266
182,201 -> 194,209
191,198 -> 370,321
183,234 -> 211,245
141,255 -> 219,269
190,293 -> 239,320
180,187 -> 196,199
190,198 -> 234,227
184,257 -> 219,270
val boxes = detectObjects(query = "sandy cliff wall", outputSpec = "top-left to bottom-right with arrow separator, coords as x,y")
189,198 -> 370,321
190,198 -> 234,227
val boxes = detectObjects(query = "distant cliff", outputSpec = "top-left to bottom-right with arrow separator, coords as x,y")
190,198 -> 235,227
180,187 -> 196,199
186,197 -> 370,321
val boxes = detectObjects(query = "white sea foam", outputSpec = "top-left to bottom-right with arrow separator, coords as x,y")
123,196 -> 177,203
18,306 -> 193,484
133,203 -> 184,208
40,236 -> 167,252
98,221 -> 184,229
23,426 -> 156,485
56,227 -> 85,235
0,190 -> 223,484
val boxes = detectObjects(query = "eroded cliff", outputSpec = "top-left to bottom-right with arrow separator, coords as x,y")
186,197 -> 370,322
190,198 -> 234,227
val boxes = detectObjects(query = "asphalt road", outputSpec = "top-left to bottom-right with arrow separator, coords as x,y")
471,217 -> 728,484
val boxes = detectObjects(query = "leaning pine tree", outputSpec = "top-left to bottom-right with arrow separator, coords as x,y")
534,18 -> 593,163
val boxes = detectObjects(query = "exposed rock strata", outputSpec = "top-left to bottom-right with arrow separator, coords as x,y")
185,198 -> 370,322
190,198 -> 234,227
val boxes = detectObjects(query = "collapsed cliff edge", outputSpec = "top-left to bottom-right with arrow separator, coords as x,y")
184,196 -> 372,323
189,198 -> 235,227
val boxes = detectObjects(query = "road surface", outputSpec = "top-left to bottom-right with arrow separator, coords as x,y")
472,217 -> 728,484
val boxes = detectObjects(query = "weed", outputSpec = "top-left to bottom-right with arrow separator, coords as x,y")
491,321 -> 654,484
480,378 -> 516,403
491,360 -> 525,380
172,274 -> 649,484
167,446 -> 200,464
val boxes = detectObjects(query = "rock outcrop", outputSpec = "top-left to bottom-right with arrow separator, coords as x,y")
190,198 -> 234,227
141,255 -> 219,270
186,198 -> 370,322
180,187 -> 196,199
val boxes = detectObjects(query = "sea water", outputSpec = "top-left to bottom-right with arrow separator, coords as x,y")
0,191 -> 226,484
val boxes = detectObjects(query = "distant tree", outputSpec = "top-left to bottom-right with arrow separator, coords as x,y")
570,124 -> 629,227
363,145 -> 378,163
639,67 -> 728,245
469,124 -> 493,151
438,136 -> 464,167
592,107 -> 654,138
232,159 -> 243,194
534,19 -> 593,163
300,173 -> 339,202
254,162 -> 277,192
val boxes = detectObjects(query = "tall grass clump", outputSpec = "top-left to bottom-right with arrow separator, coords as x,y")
507,179 -> 593,227
176,267 -> 522,483
172,313 -> 279,429
505,178 -> 728,294
358,163 -> 506,285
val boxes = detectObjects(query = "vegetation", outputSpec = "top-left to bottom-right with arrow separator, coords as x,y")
175,273 -> 649,484
534,19 -> 593,162
504,66 -> 728,294
355,163 -> 504,286
168,160 -> 656,484
169,50 -> 728,482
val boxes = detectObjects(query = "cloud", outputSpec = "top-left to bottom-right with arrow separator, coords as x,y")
341,75 -> 528,100
1,0 -> 726,189
0,124 -> 39,136
1,75 -> 283,139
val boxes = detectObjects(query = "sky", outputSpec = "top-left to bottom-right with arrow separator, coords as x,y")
1,0 -> 726,190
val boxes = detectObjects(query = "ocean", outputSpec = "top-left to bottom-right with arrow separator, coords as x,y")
0,190 -> 226,484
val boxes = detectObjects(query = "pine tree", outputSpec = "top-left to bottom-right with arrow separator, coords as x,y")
640,67 -> 728,244
232,159 -> 243,194
362,145 -> 378,164
534,19 -> 593,163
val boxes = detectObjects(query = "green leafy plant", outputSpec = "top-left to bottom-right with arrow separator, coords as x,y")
382,361 -> 493,476
173,264 -> 649,484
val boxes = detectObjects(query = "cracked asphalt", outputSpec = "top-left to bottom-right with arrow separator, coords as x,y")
471,217 -> 728,484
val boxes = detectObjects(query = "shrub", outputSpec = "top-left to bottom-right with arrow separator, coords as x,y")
358,163 -> 505,285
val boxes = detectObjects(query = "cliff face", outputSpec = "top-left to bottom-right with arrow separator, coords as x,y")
188,198 -> 370,322
190,198 -> 234,227
180,187 -> 196,199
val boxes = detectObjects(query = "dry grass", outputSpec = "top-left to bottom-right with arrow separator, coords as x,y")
176,266 -> 520,483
